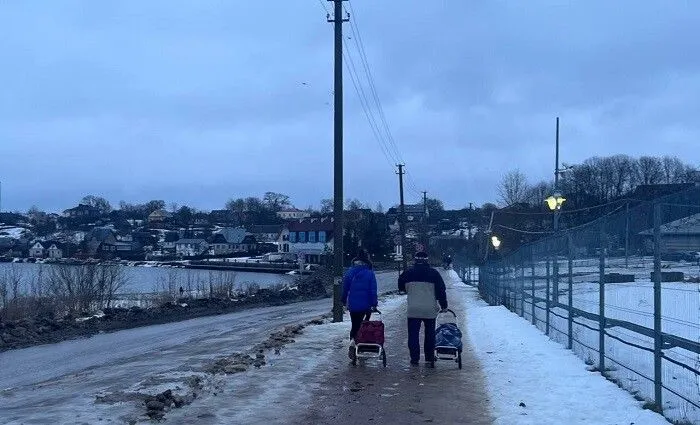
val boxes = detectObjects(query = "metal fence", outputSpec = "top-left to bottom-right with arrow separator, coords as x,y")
478,186 -> 700,424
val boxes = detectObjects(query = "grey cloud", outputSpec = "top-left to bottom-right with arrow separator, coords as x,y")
1,1 -> 699,212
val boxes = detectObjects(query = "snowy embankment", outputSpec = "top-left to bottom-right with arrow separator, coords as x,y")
452,272 -> 669,425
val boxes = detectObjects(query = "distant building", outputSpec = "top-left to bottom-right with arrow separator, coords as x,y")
630,184 -> 696,202
29,241 -> 48,258
386,204 -> 427,229
208,233 -> 234,256
279,217 -> 334,264
100,241 -> 142,259
84,227 -> 117,257
640,213 -> 700,253
63,204 -> 100,219
28,240 -> 73,259
277,208 -> 311,220
175,239 -> 209,257
148,209 -> 172,224
216,227 -> 247,245
248,224 -> 283,243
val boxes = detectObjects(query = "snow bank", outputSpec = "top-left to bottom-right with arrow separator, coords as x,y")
449,272 -> 668,425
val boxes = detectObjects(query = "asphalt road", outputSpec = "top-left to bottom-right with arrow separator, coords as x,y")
0,272 -> 399,424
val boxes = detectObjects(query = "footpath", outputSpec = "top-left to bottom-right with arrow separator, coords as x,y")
156,270 -> 671,424
296,273 -> 493,424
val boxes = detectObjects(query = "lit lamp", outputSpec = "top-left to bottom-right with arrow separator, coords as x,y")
491,235 -> 501,250
545,192 -> 566,211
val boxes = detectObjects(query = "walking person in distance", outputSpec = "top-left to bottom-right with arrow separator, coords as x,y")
398,251 -> 448,367
341,248 -> 378,360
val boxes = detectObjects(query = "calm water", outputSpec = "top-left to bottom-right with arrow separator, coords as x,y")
0,262 -> 294,295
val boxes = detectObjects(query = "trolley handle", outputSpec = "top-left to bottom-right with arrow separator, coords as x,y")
437,308 -> 456,318
365,308 -> 381,321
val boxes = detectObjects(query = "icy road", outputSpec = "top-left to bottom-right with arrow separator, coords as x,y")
0,272 -> 399,424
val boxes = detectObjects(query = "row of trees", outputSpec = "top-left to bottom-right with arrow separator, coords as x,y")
498,155 -> 698,207
0,264 -> 128,320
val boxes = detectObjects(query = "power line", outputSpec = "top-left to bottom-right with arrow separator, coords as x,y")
318,0 -> 425,194
346,0 -> 404,163
317,0 -> 396,171
342,37 -> 398,168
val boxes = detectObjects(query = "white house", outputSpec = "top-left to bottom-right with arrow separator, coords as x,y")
276,208 -> 311,220
47,243 -> 64,259
29,242 -> 47,258
175,239 -> 209,257
278,217 -> 334,264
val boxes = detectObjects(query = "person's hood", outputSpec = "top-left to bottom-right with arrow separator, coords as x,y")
351,258 -> 373,269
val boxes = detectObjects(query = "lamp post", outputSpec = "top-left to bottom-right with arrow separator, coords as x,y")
545,192 -> 565,302
491,235 -> 501,250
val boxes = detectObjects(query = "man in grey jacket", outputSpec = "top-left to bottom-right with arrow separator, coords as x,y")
398,251 -> 448,366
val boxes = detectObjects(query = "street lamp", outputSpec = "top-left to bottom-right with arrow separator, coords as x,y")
491,235 -> 501,250
545,192 -> 566,212
545,191 -> 565,307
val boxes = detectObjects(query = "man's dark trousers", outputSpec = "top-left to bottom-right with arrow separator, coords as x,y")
407,317 -> 436,362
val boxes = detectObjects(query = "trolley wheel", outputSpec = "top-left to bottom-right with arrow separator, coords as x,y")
457,352 -> 462,369
382,349 -> 387,367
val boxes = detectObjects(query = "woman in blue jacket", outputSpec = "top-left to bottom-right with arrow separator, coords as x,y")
341,248 -> 378,357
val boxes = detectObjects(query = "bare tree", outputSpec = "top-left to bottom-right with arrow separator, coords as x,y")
345,199 -> 365,210
637,156 -> 663,185
498,170 -> 529,207
81,195 -> 112,214
263,192 -> 291,212
660,156 -> 689,184
320,198 -> 334,214
95,265 -> 129,308
609,154 -> 638,198
525,181 -> 554,207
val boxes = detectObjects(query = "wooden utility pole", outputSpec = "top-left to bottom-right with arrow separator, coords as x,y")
328,0 -> 349,323
397,164 -> 407,271
422,191 -> 428,250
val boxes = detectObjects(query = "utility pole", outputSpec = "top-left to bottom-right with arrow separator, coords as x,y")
422,191 -> 428,251
467,202 -> 473,240
467,202 -> 473,284
328,0 -> 349,323
397,164 -> 407,272
555,116 -> 560,188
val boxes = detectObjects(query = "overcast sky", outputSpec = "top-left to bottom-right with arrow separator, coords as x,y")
1,1 -> 698,213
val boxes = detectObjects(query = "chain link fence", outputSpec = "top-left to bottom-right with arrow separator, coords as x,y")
478,186 -> 700,424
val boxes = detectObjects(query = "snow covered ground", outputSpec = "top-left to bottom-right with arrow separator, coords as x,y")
0,226 -> 29,239
456,273 -> 669,424
490,255 -> 700,422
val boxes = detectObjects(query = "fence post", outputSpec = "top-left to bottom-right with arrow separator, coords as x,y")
531,261 -> 536,325
598,220 -> 606,375
653,203 -> 663,411
546,259 -> 550,336
567,232 -> 574,350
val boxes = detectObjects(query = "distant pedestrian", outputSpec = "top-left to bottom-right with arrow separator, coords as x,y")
179,286 -> 185,298
342,248 -> 378,360
399,251 -> 448,367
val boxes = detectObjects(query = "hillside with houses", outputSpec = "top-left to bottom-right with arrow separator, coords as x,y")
0,194 -> 482,268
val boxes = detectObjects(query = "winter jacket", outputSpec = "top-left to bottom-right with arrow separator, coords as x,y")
342,260 -> 378,313
398,263 -> 447,318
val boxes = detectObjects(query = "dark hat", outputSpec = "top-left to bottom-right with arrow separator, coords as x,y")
414,251 -> 429,262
